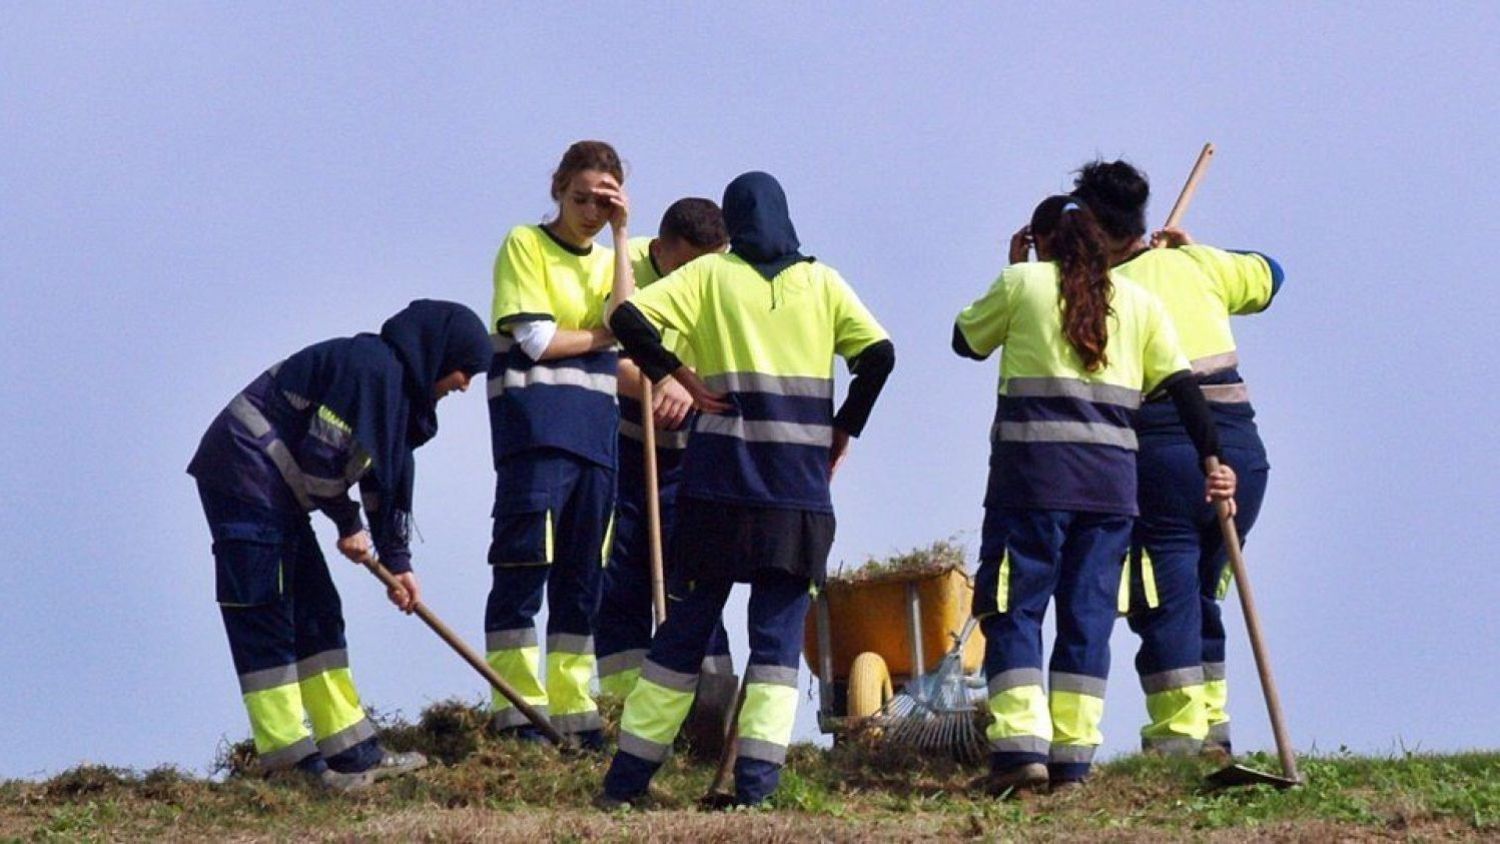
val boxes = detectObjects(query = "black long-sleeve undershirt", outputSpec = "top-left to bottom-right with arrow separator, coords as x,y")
609,303 -> 682,383
1159,371 -> 1222,463
834,339 -> 895,437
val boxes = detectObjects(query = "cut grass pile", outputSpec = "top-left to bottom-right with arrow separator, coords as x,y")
4,700 -> 1497,841
827,538 -> 970,586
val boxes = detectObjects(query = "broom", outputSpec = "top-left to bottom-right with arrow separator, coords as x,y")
874,616 -> 987,762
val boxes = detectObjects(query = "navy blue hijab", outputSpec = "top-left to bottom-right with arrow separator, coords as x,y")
275,299 -> 490,541
723,171 -> 812,281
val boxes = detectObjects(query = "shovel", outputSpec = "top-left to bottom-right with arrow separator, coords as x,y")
360,555 -> 569,747
1202,457 -> 1300,789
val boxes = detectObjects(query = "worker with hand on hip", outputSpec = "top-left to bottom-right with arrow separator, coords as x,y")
600,171 -> 895,809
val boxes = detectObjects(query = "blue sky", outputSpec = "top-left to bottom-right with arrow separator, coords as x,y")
3,3 -> 1498,778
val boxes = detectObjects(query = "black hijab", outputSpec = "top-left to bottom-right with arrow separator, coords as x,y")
722,171 -> 812,281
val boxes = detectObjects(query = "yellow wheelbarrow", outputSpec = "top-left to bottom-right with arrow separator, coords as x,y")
804,565 -> 987,743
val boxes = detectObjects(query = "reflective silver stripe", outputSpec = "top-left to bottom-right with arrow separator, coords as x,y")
491,705 -> 547,730
229,394 -> 272,437
1191,351 -> 1240,376
703,372 -> 834,399
296,649 -> 350,679
239,664 -> 299,695
489,366 -> 617,397
641,660 -> 699,693
701,654 -> 735,676
546,633 -> 595,655
598,649 -> 647,678
1004,377 -> 1142,409
281,390 -> 312,411
1049,744 -> 1096,763
1206,722 -> 1231,743
1050,672 -> 1107,697
990,735 -> 1050,754
304,473 -> 352,499
618,730 -> 672,763
317,716 -> 376,757
1140,666 -> 1204,695
1202,382 -> 1250,404
486,628 -> 537,652
228,394 -> 317,510
1203,661 -> 1227,681
745,664 -> 798,687
551,711 -> 603,734
988,667 -> 1044,697
256,736 -> 317,772
491,333 -> 515,353
1142,736 -> 1202,755
737,737 -> 788,765
695,415 -> 833,447
619,419 -> 691,449
996,420 -> 1138,450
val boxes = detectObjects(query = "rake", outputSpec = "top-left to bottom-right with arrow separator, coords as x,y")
873,616 -> 987,762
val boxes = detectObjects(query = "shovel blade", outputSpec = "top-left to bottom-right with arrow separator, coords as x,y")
1207,762 -> 1300,790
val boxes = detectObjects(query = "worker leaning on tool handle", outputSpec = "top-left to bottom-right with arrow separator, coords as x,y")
187,299 -> 491,791
484,140 -> 635,750
1070,161 -> 1284,758
953,196 -> 1237,797
600,171 -> 896,809
596,198 -> 737,700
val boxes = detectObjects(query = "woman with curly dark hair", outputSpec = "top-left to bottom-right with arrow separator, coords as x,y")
953,195 -> 1236,795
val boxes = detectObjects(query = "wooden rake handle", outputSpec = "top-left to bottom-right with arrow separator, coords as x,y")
1204,457 -> 1299,783
640,378 -> 668,627
1163,143 -> 1216,229
359,556 -> 567,746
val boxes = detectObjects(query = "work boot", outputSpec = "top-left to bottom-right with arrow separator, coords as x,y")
316,768 -> 376,792
491,722 -> 550,745
978,762 -> 1049,797
593,789 -> 659,812
1048,778 -> 1086,796
362,747 -> 428,782
573,729 -> 607,753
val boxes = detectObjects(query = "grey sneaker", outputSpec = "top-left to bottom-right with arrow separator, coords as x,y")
366,748 -> 428,782
317,768 -> 375,792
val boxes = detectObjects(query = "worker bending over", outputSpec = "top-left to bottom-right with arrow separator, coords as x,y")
601,171 -> 895,808
953,196 -> 1235,795
188,299 -> 490,790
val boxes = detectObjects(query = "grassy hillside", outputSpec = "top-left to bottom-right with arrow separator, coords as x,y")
4,701 -> 1496,842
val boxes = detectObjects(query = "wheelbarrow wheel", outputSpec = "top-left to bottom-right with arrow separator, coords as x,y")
847,651 -> 893,719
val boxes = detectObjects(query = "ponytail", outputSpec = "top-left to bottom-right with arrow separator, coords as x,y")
1030,195 -> 1113,372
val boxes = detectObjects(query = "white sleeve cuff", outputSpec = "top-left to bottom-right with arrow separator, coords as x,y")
510,319 -> 558,360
